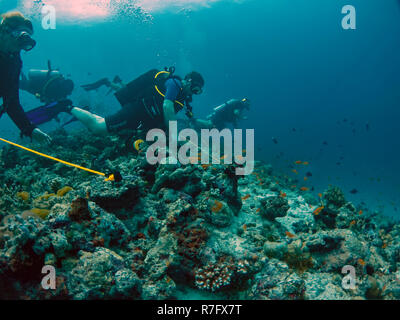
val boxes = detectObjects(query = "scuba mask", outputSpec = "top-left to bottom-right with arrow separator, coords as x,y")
9,28 -> 36,51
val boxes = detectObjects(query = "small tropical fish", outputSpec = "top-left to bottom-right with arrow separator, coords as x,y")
201,164 -> 210,169
358,210 -> 363,215
292,169 -> 298,174
272,137 -> 278,144
318,193 -> 322,198
295,160 -> 302,165
256,208 -> 261,213
285,231 -> 295,238
303,161 -> 309,165
242,194 -> 251,200
305,171 -> 313,177
350,220 -> 356,226
358,258 -> 366,266
313,206 -> 324,215
243,224 -> 247,231
300,187 -> 309,191
382,243 -> 387,249
280,192 -> 287,198
350,188 -> 358,194
304,177 -> 308,181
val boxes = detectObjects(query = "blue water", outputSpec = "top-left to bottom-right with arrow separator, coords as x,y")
1,0 -> 400,218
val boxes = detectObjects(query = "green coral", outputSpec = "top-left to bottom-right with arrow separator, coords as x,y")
260,195 -> 290,221
324,186 -> 346,208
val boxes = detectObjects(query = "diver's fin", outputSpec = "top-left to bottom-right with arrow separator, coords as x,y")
26,99 -> 73,126
81,78 -> 111,91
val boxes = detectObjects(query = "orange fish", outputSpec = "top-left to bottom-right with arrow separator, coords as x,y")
318,193 -> 322,198
382,243 -> 387,249
285,231 -> 295,238
295,160 -> 302,165
242,194 -> 250,200
300,187 -> 309,191
280,192 -> 287,198
243,224 -> 247,231
358,258 -> 366,266
303,161 -> 309,165
313,206 -> 324,215
304,177 -> 308,181
359,210 -> 363,215
292,169 -> 298,174
350,220 -> 356,226
256,208 -> 261,213
201,164 -> 210,169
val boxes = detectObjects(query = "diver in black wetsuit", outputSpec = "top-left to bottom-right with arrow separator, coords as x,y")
19,61 -> 76,126
0,11 -> 51,143
192,98 -> 251,130
74,68 -> 204,135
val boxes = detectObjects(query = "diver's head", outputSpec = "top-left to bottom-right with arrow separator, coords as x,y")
183,71 -> 205,97
43,78 -> 75,102
0,11 -> 36,53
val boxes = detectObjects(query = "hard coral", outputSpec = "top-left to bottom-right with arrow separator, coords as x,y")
324,186 -> 346,208
195,261 -> 234,292
261,195 -> 290,221
68,197 -> 91,222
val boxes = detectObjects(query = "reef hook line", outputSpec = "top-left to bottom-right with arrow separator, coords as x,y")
0,137 -> 118,182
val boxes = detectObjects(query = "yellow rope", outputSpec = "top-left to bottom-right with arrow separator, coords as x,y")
0,137 -> 107,178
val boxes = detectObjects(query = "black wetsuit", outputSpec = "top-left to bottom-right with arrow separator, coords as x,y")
0,51 -> 36,137
106,72 -> 187,133
208,99 -> 244,129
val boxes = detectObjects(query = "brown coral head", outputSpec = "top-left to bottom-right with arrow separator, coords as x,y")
69,197 -> 91,222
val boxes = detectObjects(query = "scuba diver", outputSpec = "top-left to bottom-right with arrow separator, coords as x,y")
192,98 -> 250,130
19,60 -> 76,127
0,11 -> 51,144
70,68 -> 205,136
20,60 -> 74,104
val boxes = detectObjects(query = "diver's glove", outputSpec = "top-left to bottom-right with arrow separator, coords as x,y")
32,128 -> 52,145
81,78 -> 111,91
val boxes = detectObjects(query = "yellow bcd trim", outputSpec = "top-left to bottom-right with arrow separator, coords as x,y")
154,71 -> 184,108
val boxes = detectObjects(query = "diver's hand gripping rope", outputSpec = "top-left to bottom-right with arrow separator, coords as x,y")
0,137 -> 118,182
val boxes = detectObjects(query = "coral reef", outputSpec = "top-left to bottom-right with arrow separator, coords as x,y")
0,129 -> 399,300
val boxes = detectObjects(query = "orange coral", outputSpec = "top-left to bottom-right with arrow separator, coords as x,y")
211,200 -> 224,213
16,191 -> 30,201
57,186 -> 73,197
